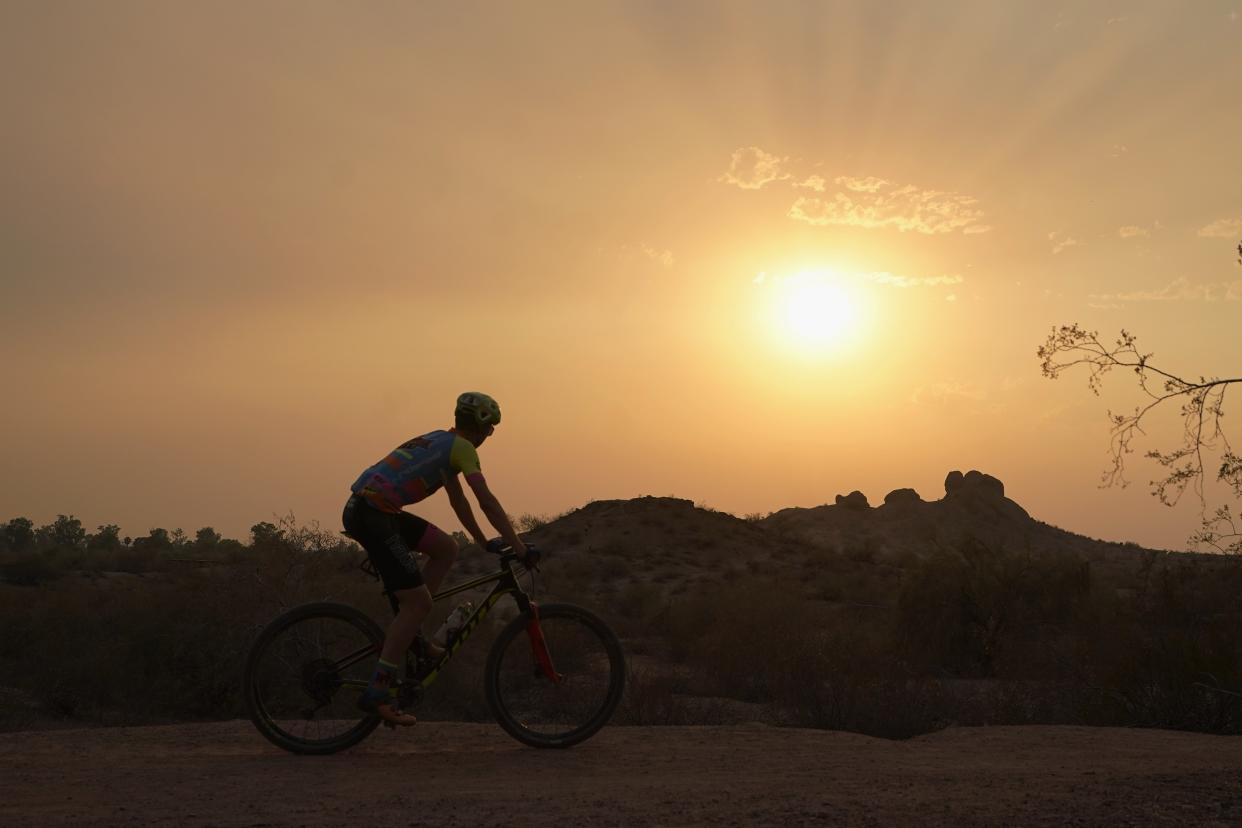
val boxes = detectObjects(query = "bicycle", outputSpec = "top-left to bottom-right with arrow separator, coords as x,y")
242,544 -> 626,755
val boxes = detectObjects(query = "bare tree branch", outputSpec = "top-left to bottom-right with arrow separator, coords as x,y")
1037,323 -> 1242,552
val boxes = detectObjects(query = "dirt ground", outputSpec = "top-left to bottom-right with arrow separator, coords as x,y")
3,721 -> 1240,827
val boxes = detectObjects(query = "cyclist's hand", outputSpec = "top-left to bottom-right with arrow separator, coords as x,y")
521,545 -> 542,569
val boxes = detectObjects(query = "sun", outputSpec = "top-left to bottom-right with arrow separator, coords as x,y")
767,269 -> 864,353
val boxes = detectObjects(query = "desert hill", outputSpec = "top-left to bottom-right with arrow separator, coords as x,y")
759,468 -> 1157,564
497,469 -> 1174,609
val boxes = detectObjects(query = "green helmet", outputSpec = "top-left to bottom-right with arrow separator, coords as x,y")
455,392 -> 502,428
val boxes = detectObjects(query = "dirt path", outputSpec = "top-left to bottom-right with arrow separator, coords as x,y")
3,722 -> 1240,826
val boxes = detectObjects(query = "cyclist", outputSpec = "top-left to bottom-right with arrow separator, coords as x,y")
342,391 -> 528,727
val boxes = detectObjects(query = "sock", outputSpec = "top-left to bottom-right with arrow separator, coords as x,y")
366,658 -> 400,698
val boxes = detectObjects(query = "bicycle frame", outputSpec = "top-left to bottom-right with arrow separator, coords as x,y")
333,555 -> 537,693
409,556 -> 536,689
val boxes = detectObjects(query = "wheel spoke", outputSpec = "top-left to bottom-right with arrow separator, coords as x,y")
487,605 -> 625,748
245,604 -> 384,754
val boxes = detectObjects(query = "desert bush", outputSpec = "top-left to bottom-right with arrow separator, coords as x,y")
1084,557 -> 1242,732
0,573 -> 259,723
615,668 -> 735,726
0,515 -> 384,729
896,539 -> 1090,678
0,552 -> 64,586
514,513 -> 552,533
777,671 -> 947,738
610,580 -> 666,638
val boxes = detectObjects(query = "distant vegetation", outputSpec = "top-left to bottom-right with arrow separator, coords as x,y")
2,505 -> 1240,737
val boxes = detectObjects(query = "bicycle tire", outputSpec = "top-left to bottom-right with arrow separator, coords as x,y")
484,602 -> 625,749
243,601 -> 384,755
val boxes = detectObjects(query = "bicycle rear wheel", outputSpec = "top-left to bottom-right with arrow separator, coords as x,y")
485,602 -> 625,748
243,602 -> 383,755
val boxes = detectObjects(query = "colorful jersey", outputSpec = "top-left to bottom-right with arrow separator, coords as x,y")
350,430 -> 482,513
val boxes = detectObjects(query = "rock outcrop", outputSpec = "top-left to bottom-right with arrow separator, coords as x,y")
883,488 -> 923,507
942,469 -> 1028,520
835,491 -> 871,510
944,469 -> 1005,499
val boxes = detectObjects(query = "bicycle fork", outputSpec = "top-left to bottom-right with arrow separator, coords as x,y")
526,603 -> 564,684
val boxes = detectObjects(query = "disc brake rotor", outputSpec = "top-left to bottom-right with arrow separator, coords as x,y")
300,658 -> 340,707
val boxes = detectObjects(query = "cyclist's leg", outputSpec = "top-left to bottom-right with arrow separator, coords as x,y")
343,495 -> 430,725
408,521 -> 458,595
378,584 -> 432,665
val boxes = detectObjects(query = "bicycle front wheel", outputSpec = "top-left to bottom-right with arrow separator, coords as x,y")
485,602 -> 625,749
243,602 -> 384,755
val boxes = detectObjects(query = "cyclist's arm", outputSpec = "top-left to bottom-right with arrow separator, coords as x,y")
466,473 -> 527,556
442,472 -> 488,548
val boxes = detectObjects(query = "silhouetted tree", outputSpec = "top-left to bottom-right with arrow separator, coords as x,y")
87,524 -> 123,553
2,518 -> 35,554
133,527 -> 172,553
250,521 -> 284,548
194,527 -> 222,551
1038,242 -> 1242,552
39,515 -> 86,551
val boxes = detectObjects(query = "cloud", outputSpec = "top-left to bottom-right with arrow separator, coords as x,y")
1089,277 -> 1242,304
794,175 -> 826,192
836,176 -> 889,193
1048,231 -> 1081,254
1197,217 -> 1242,238
863,272 -> 964,288
619,242 -> 674,268
788,179 -> 988,235
1039,400 -> 1090,422
719,146 -> 790,190
1110,144 -> 1128,159
724,152 -> 990,235
911,381 -> 988,405
1117,220 -> 1161,239
640,244 -> 675,268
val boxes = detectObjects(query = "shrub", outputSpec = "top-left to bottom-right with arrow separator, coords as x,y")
0,553 -> 63,586
895,539 -> 1090,678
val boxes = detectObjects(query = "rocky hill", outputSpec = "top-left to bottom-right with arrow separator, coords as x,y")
759,469 -> 1156,565
504,469 -> 1179,609
529,471 -> 1160,561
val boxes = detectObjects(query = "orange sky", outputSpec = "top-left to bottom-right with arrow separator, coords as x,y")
2,1 -> 1240,550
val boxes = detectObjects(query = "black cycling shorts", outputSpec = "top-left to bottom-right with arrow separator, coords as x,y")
342,494 -> 429,592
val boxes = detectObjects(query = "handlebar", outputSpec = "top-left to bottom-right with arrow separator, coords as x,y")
485,539 -> 541,570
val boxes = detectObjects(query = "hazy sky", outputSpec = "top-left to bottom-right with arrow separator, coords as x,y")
2,1 -> 1240,550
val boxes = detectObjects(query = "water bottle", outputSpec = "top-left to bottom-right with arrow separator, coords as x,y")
433,601 -> 473,647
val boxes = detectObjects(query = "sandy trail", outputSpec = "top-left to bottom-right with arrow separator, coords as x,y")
2,722 -> 1240,827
